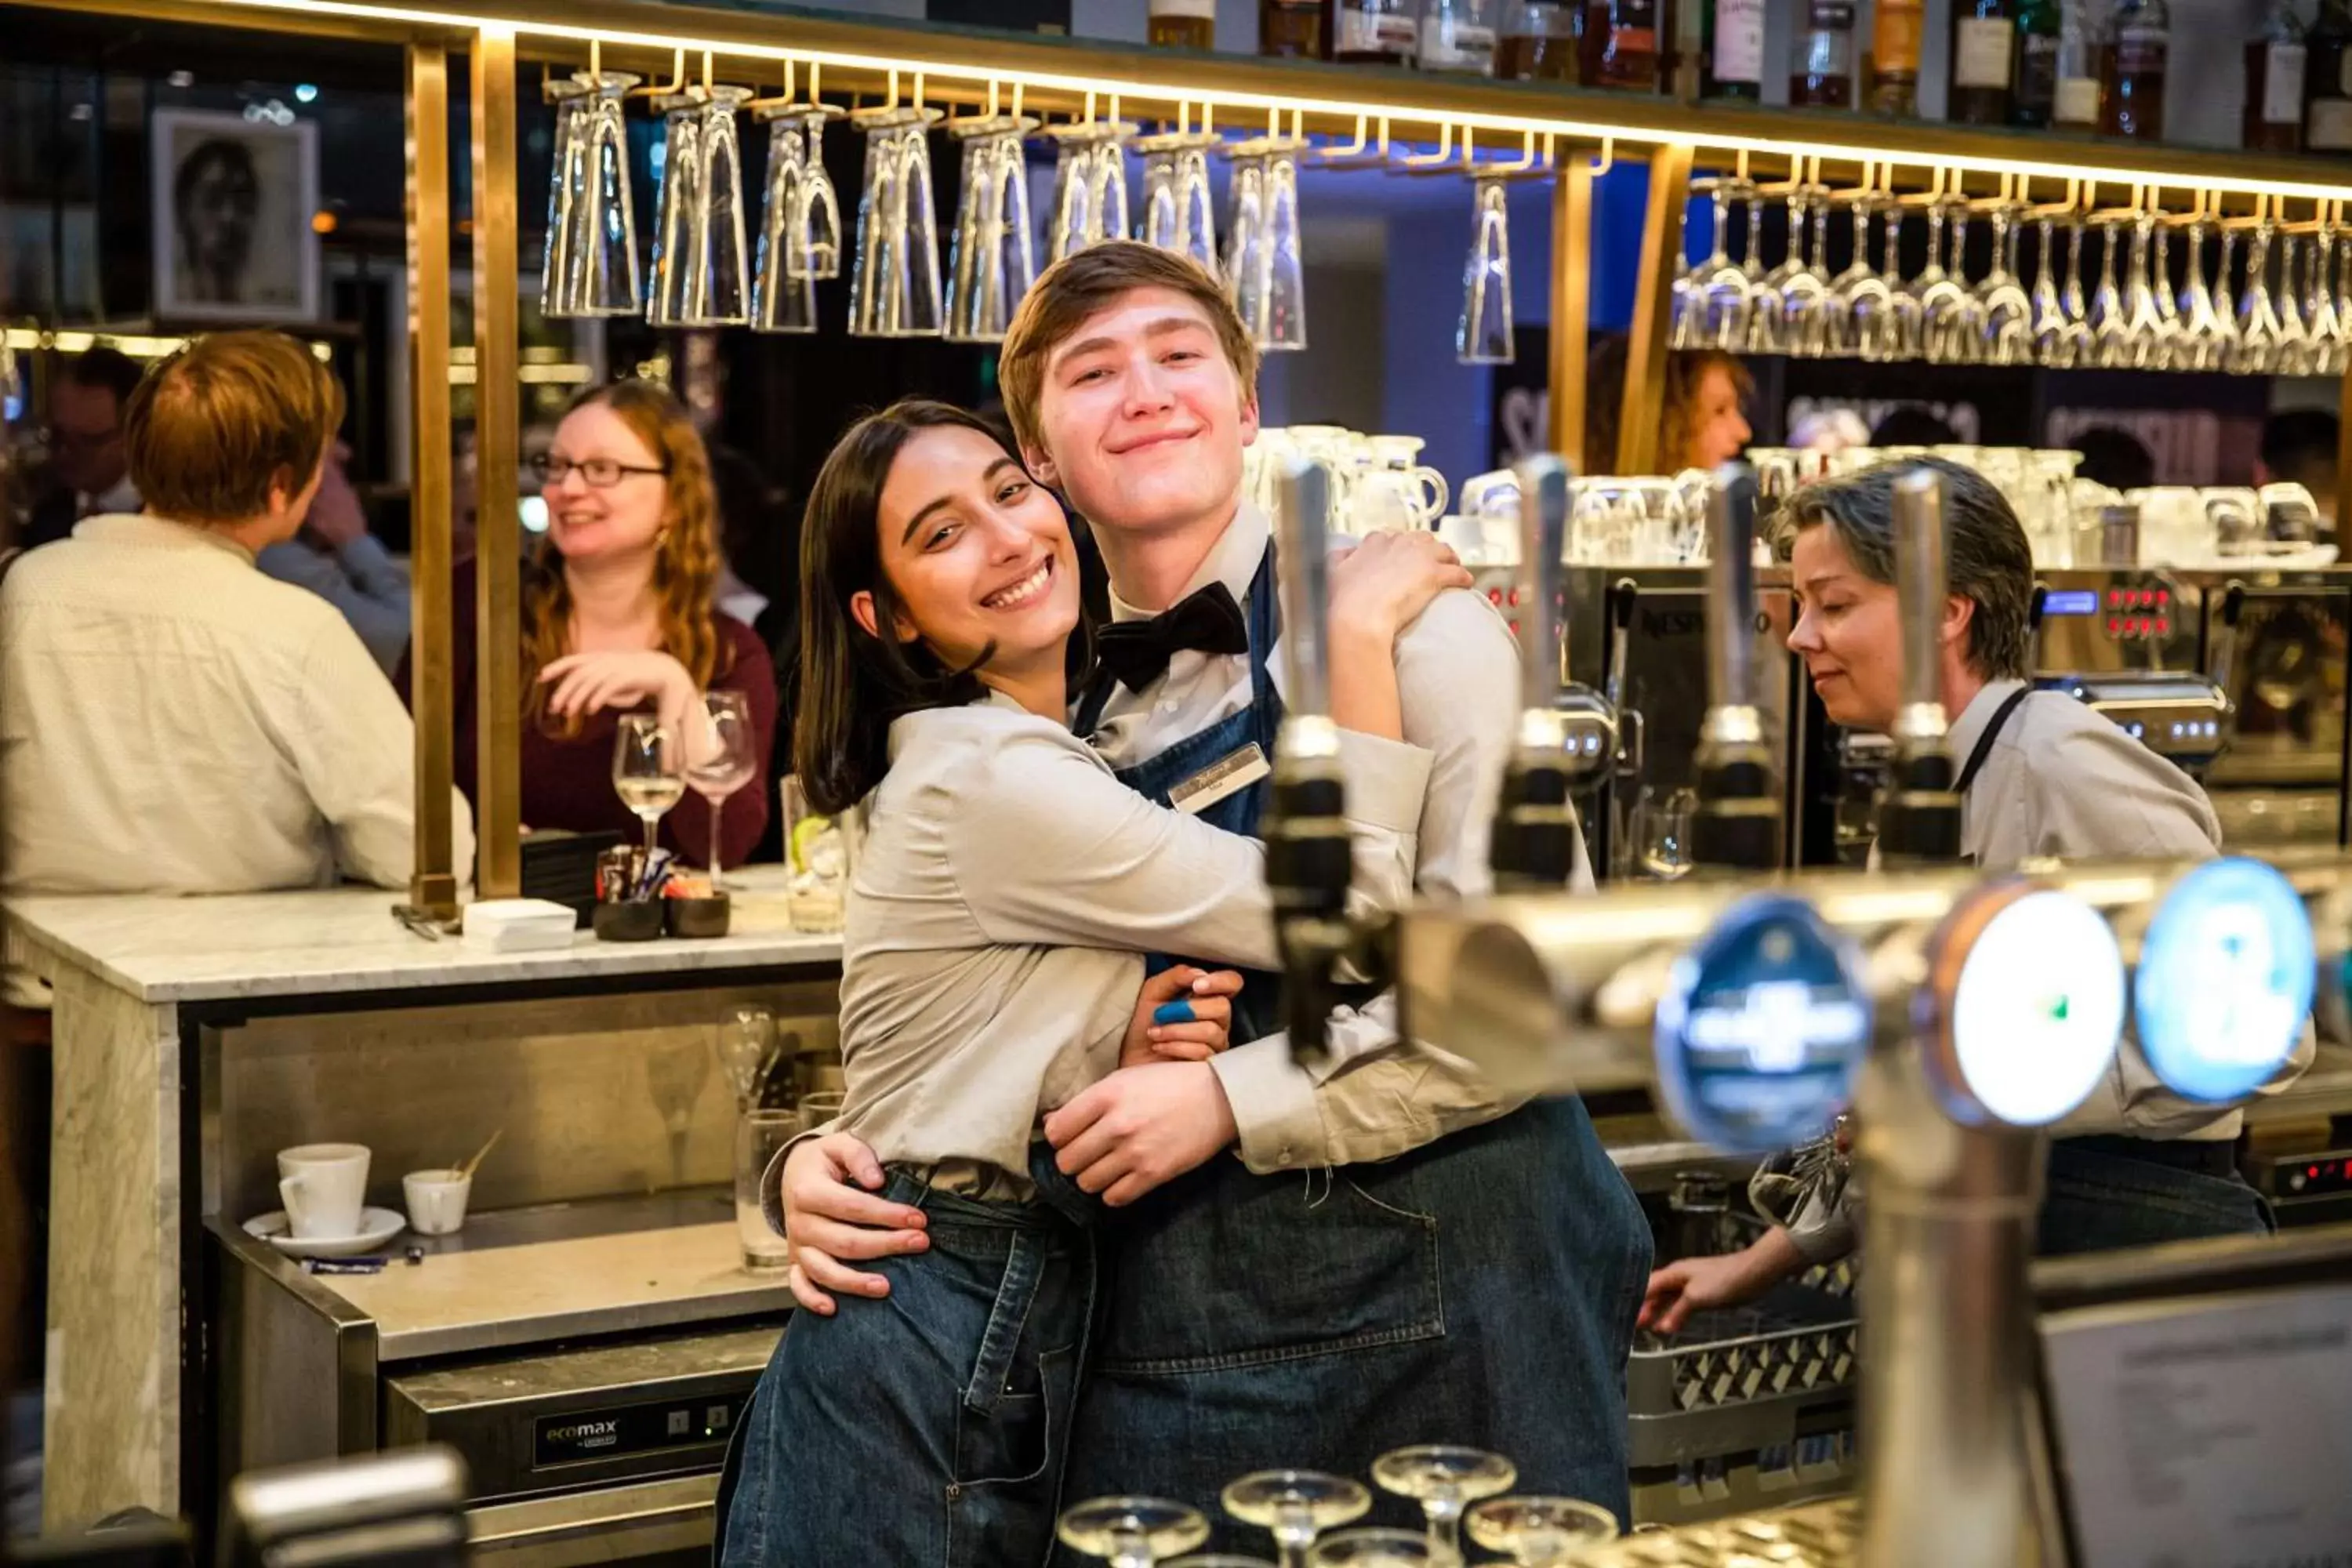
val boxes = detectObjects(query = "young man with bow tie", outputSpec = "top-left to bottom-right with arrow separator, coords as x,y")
778,242 -> 1651,1545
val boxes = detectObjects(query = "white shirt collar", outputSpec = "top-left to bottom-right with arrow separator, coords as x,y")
1104,501 -> 1269,625
73,511 -> 258,565
80,476 -> 140,517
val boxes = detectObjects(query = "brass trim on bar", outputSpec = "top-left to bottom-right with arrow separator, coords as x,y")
1548,159 -> 1592,470
1618,142 -> 1693,479
471,23 -> 523,899
405,41 -> 459,919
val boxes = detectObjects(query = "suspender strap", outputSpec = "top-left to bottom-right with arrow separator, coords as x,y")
1954,687 -> 2033,796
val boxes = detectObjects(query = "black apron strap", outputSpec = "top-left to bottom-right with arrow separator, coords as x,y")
1955,686 -> 2034,796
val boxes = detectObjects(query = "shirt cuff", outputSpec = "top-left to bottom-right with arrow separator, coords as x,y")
1210,1039 -> 1323,1171
1333,731 -> 1433,837
758,1118 -> 841,1239
1784,1199 -> 1859,1265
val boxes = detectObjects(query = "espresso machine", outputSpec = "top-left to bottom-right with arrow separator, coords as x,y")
1379,464 -> 2348,1566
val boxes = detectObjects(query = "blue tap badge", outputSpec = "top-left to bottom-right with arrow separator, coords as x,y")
2134,858 -> 2314,1104
1653,894 -> 1871,1154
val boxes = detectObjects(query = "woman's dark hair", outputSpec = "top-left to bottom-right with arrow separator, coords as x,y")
794,398 -> 1082,815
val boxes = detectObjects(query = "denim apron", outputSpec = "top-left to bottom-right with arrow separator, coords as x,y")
1064,546 -> 1652,1553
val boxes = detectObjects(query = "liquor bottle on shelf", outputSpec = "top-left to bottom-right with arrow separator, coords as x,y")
2054,0 -> 2103,125
1149,0 -> 1217,49
2098,0 -> 2168,140
2013,0 -> 2063,125
1584,0 -> 1664,88
1704,0 -> 1767,97
1667,0 -> 1704,96
2245,0 -> 2308,152
1335,0 -> 1422,61
2309,0 -> 2352,153
1498,0 -> 1581,78
1421,0 -> 1501,73
1951,0 -> 2018,123
1260,0 -> 1332,58
1792,0 -> 1858,105
1870,0 -> 1925,114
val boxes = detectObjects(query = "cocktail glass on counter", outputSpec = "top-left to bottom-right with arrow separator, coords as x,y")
1058,1497 -> 1211,1567
1222,1470 -> 1371,1568
1370,1445 -> 1516,1557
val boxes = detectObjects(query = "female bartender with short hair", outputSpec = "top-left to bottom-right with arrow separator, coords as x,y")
713,399 -> 1466,1566
401,380 -> 775,864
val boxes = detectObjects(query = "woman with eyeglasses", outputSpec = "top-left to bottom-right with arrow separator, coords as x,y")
400,380 -> 775,866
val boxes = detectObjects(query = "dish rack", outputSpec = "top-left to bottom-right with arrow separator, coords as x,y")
1627,1218 -> 1860,1527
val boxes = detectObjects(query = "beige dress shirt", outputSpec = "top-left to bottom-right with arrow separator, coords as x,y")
1,514 -> 473,894
1089,501 -> 1593,1173
1788,677 -> 2312,1260
818,690 -> 1432,1192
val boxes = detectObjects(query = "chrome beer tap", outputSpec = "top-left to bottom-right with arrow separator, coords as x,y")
1490,455 -> 1584,891
1874,467 -> 1965,866
1690,464 -> 1784,872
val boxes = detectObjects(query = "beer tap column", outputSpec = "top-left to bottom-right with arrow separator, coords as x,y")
1690,466 -> 1783,872
1876,470 -> 1965,865
1267,457 -> 1354,1070
1490,456 -> 1579,891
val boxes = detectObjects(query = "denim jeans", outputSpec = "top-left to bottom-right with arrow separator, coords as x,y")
715,1166 -> 1094,1568
1058,1096 -> 1653,1559
2038,1136 -> 2274,1256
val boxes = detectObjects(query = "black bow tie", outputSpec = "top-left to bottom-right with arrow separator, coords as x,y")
1094,582 -> 1250,693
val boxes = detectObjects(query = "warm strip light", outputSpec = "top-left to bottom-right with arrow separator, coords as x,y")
448,361 -> 596,383
171,0 -> 2352,205
3,328 -> 337,361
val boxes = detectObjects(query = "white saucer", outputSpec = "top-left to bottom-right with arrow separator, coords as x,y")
245,1207 -> 407,1259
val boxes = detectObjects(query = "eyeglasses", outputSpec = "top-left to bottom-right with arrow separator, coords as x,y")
531,454 -> 670,487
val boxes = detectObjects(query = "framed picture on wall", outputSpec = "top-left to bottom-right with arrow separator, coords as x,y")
151,107 -> 320,324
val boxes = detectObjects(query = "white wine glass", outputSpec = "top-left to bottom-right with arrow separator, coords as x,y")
1304,1528 -> 1461,1566
686,689 -> 758,885
1370,1446 -> 1516,1558
612,713 -> 684,861
1059,1497 -> 1212,1568
1463,1497 -> 1620,1566
1223,1472 -> 1373,1568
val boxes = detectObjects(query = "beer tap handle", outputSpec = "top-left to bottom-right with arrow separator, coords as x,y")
2207,580 -> 2248,747
1690,465 -> 1784,872
1605,576 -> 1644,782
1268,457 -> 1352,1069
1491,456 -> 1579,891
1878,467 -> 1964,866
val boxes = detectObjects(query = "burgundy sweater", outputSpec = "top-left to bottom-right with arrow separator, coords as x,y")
400,560 -> 778,869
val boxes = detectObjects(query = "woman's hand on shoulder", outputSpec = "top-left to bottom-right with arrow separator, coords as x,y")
1119,966 -> 1243,1069
537,649 -> 695,728
1327,529 -> 1473,649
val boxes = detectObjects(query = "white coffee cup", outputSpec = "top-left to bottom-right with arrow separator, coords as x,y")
402,1169 -> 473,1236
278,1143 -> 371,1241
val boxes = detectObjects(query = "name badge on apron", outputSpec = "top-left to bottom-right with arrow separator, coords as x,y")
1167,742 -> 1271,816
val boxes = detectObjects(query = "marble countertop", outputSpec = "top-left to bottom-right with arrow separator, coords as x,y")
4,866 -> 842,1005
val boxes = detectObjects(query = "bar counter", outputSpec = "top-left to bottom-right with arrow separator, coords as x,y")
2,869 -> 841,1530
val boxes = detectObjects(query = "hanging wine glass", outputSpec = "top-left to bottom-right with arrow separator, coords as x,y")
539,77 -> 591,318
1867,202 -> 1923,361
2172,214 -> 2230,372
2119,212 -> 2173,370
751,100 -> 844,335
2273,231 -> 2320,376
546,71 -> 642,317
945,112 -> 1039,343
1738,180 -> 1784,355
847,105 -> 947,337
648,85 -> 753,328
1458,172 -> 1515,364
1043,120 -> 1135,262
2229,217 -> 2285,375
1916,198 -> 1981,364
1974,199 -> 2033,365
1691,176 -> 1751,350
1767,183 -> 1832,358
1258,139 -> 1308,351
1824,191 -> 1889,358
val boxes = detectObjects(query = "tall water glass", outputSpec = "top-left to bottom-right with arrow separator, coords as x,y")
751,103 -> 843,334
1138,132 -> 1219,270
550,71 -> 642,317
649,86 -> 753,328
735,1108 -> 796,1272
848,107 -> 946,337
1457,173 -> 1513,364
1046,124 -> 1134,262
946,117 -> 1037,343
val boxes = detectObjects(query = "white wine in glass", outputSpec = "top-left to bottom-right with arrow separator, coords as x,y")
1221,1472 -> 1371,1568
1058,1497 -> 1210,1568
686,689 -> 758,885
612,713 -> 684,860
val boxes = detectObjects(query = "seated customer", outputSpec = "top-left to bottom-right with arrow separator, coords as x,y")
1640,459 -> 2309,1330
259,441 -> 412,675
24,347 -> 143,550
405,381 -> 775,866
2,329 -> 473,893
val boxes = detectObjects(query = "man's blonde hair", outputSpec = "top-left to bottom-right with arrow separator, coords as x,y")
996,241 -> 1260,459
126,330 -> 343,524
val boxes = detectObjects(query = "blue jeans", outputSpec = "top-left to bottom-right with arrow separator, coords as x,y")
2038,1136 -> 2274,1256
1058,1097 -> 1652,1559
716,1166 -> 1094,1568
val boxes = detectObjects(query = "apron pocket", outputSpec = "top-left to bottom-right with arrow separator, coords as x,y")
1095,1167 -> 1444,1376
